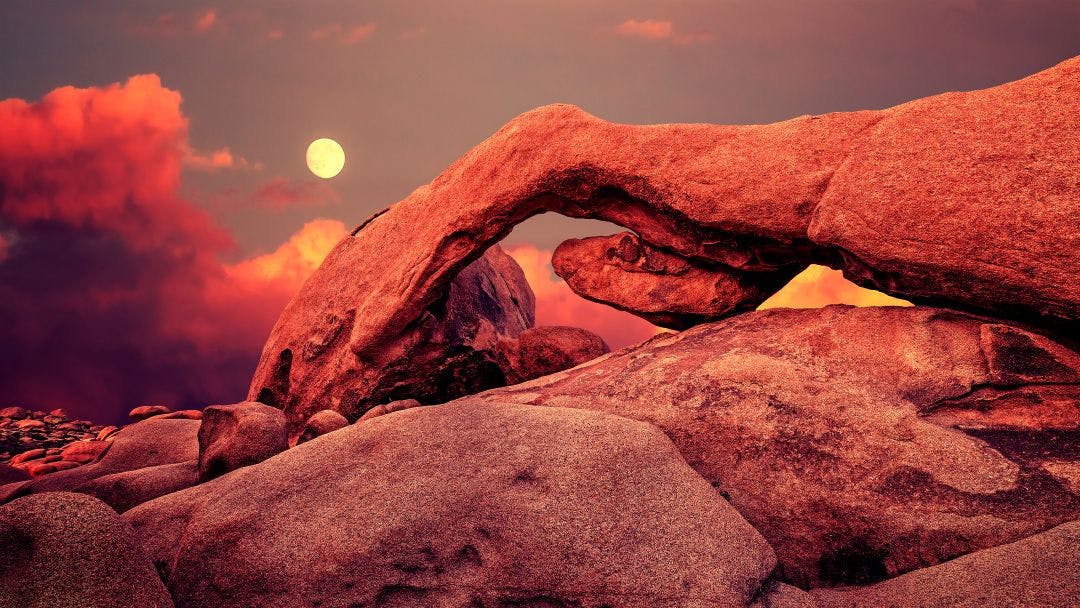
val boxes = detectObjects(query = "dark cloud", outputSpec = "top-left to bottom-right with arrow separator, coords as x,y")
0,76 -> 338,423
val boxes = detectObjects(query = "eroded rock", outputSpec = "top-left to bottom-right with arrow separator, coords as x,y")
553,232 -> 787,328
251,245 -> 609,438
468,306 -> 1080,587
249,56 -> 1080,424
126,401 -> 774,608
197,402 -> 287,481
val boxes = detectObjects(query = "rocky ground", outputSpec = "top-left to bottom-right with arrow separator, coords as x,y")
1,56 -> 1079,608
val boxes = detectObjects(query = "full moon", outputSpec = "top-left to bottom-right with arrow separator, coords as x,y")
306,138 -> 345,179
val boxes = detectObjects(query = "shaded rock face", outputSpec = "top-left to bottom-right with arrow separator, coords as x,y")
496,325 -> 610,384
126,401 -> 775,608
197,402 -> 288,481
467,306 -> 1080,588
250,245 -> 609,438
0,492 -> 173,608
0,418 -> 199,510
811,520 -> 1080,608
250,57 -> 1080,428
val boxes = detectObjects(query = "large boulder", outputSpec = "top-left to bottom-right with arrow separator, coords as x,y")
811,520 -> 1080,608
0,492 -> 173,608
468,306 -> 1080,587
250,244 -> 609,438
249,57 -> 1079,423
197,402 -> 288,481
76,461 -> 200,514
125,401 -> 775,608
0,418 -> 199,509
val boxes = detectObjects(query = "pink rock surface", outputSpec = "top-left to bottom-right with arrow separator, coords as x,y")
126,401 -> 774,608
251,245 -> 608,438
469,306 -> 1080,587
0,492 -> 174,608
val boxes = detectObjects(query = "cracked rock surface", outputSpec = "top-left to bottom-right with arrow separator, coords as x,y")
468,306 -> 1080,588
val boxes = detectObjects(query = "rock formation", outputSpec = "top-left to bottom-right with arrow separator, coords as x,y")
250,56 -> 1080,427
126,401 -> 775,608
553,231 -> 785,328
3,56 -> 1079,608
197,402 -> 288,480
466,306 -> 1080,587
0,492 -> 174,608
250,244 -> 609,437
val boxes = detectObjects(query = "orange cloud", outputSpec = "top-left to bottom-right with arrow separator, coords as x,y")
614,19 -> 712,45
505,244 -> 660,350
312,22 -> 377,45
759,264 -> 912,310
615,19 -> 673,40
228,219 -> 347,293
184,147 -> 260,171
194,9 -> 218,33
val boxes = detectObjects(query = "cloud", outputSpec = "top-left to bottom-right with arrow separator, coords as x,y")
248,177 -> 340,210
505,244 -> 660,350
614,19 -> 673,40
228,219 -> 346,291
194,9 -> 218,33
312,22 -> 377,46
614,19 -> 712,45
0,75 -> 343,424
130,8 -> 283,42
758,264 -> 912,310
201,177 -> 341,213
184,146 -> 261,172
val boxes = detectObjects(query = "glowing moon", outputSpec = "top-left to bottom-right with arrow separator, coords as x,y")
306,138 -> 345,179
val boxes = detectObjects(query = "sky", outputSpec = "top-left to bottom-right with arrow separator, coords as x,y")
1,1 -> 1078,423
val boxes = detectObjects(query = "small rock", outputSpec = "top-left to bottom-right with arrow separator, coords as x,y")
0,406 -> 29,419
129,405 -> 172,421
356,398 -> 422,422
42,415 -> 64,425
47,408 -> 68,418
296,410 -> 349,445
27,462 -> 59,477
149,409 -> 202,421
60,440 -> 112,464
11,448 -> 46,464
15,419 -> 45,430
96,426 -> 119,440
197,402 -> 287,481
